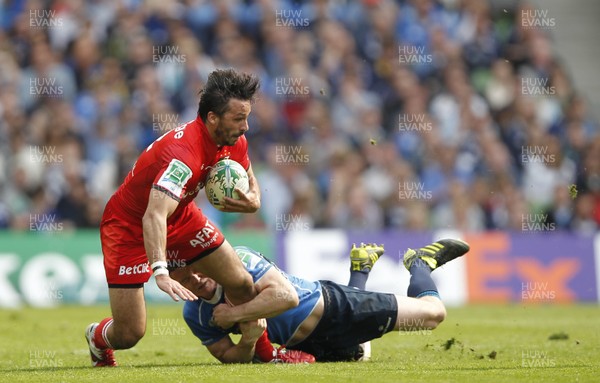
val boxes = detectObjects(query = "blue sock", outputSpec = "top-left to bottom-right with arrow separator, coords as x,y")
407,258 -> 439,299
348,271 -> 369,290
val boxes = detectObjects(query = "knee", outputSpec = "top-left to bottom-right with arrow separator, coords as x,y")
112,325 -> 145,349
229,272 -> 254,293
238,273 -> 255,290
225,273 -> 256,304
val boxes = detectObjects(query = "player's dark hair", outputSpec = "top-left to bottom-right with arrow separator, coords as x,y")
197,69 -> 260,122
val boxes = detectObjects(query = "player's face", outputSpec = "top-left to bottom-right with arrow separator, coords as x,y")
171,268 -> 218,299
213,98 -> 251,146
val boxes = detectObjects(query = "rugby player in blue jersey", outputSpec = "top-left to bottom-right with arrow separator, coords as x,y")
175,239 -> 469,363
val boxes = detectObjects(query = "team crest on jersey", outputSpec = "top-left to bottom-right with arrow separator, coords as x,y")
157,159 -> 193,198
218,153 -> 231,161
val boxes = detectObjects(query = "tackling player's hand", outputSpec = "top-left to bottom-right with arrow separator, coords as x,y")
212,303 -> 236,329
155,274 -> 198,302
221,187 -> 260,213
238,319 -> 267,343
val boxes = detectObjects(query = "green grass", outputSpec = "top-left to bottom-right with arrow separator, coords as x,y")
1,305 -> 599,382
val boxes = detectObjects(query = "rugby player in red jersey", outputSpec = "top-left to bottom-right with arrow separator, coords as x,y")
84,69 -> 293,366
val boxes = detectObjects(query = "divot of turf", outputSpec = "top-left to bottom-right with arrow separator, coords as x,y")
548,331 -> 569,340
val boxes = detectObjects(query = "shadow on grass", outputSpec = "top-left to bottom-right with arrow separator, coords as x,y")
2,363 -> 592,374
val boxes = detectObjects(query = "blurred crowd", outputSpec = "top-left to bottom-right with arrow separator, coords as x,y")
0,0 -> 598,233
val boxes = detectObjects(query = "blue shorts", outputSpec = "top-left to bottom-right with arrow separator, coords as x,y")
288,280 -> 398,361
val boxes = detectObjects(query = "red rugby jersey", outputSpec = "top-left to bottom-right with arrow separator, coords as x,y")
107,117 -> 250,224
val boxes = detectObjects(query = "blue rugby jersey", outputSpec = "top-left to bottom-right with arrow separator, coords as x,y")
183,246 -> 322,346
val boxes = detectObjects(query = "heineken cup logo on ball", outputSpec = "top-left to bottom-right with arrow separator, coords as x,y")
204,159 -> 250,209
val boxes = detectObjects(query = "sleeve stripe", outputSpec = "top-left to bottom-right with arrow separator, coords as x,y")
151,184 -> 181,202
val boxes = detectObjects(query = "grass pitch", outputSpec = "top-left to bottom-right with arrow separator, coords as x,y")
0,304 -> 598,383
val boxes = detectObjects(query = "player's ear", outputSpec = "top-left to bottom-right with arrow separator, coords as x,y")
207,111 -> 219,125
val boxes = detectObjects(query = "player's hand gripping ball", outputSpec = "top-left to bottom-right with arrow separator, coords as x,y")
204,159 -> 250,209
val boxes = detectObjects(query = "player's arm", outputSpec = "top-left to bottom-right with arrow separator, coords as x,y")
142,188 -> 197,301
212,267 -> 298,328
222,164 -> 261,213
205,319 -> 267,364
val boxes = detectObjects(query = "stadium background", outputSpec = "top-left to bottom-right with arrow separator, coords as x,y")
1,0 -> 599,315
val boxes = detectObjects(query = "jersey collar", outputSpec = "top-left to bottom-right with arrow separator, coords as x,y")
196,116 -> 220,148
201,284 -> 223,305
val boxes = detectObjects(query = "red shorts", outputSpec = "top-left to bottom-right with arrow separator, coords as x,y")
100,202 -> 225,287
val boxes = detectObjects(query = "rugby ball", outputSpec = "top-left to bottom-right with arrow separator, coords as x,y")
204,159 -> 250,209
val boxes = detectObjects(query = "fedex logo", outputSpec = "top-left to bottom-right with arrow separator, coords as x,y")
464,233 -> 593,303
119,263 -> 150,276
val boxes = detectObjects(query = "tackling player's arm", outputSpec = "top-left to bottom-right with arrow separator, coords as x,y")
205,319 -> 267,363
143,188 -> 197,301
222,164 -> 261,213
211,267 -> 299,329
